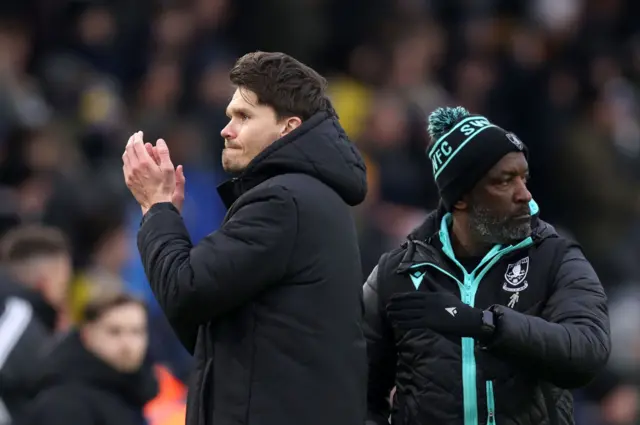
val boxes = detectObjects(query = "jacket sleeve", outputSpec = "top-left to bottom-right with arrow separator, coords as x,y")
487,243 -> 611,388
138,185 -> 297,354
363,264 -> 396,425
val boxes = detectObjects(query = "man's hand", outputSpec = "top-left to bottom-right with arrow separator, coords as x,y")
122,131 -> 184,215
145,142 -> 186,213
387,291 -> 484,339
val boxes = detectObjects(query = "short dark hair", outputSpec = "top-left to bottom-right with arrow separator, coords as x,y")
82,291 -> 147,325
0,224 -> 70,263
229,51 -> 335,121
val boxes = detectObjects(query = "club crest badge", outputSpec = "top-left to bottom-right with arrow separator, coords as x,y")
502,257 -> 529,293
503,257 -> 530,308
506,133 -> 524,150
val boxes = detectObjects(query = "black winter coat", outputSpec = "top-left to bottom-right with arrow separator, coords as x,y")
138,112 -> 368,425
0,270 -> 58,425
26,331 -> 158,425
364,206 -> 610,425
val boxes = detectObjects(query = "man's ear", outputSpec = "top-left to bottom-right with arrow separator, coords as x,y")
281,117 -> 302,137
454,194 -> 469,211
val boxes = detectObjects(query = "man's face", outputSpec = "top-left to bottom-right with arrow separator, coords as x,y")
465,152 -> 533,244
82,303 -> 148,373
15,254 -> 72,312
220,88 -> 285,173
41,254 -> 72,311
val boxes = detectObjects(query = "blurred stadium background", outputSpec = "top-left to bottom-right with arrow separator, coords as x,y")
1,0 -> 640,424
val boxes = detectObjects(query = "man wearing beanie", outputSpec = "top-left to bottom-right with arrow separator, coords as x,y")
363,106 -> 610,425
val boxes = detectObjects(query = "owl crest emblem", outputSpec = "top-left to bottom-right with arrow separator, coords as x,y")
502,257 -> 530,293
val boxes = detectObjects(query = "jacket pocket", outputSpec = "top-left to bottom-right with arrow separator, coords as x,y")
486,380 -> 497,425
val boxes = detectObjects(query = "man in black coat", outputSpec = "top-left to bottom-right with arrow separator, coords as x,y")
122,51 -> 368,425
364,107 -> 610,425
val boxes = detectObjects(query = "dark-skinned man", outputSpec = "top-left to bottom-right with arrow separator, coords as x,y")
363,106 -> 611,425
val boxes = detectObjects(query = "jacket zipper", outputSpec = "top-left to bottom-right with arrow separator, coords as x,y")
486,380 -> 497,425
462,240 -> 532,425
408,237 -> 533,425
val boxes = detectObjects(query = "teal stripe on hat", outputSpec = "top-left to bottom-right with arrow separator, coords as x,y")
428,116 -> 488,158
431,124 -> 498,178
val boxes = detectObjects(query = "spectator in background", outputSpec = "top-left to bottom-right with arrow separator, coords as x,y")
27,292 -> 157,425
0,225 -> 71,425
579,369 -> 639,425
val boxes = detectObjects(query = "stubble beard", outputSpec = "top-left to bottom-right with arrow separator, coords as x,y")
221,149 -> 244,174
468,202 -> 532,245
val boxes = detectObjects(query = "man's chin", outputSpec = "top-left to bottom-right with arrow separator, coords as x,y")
222,165 -> 244,175
485,220 -> 532,245
114,360 -> 143,374
221,157 -> 247,175
505,223 -> 532,243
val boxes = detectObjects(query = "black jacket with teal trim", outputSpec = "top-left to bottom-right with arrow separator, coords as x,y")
363,205 -> 611,425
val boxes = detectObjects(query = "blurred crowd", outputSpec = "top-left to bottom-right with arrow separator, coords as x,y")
1,0 -> 640,424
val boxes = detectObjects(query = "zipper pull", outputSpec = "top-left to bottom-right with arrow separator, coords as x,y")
487,411 -> 496,425
486,380 -> 497,425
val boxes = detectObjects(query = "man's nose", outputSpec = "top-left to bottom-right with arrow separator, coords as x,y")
221,123 -> 234,139
514,176 -> 532,204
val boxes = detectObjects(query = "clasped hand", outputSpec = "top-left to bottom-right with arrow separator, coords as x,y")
122,131 -> 186,215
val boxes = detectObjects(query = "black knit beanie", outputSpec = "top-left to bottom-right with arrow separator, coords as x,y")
427,107 -> 528,211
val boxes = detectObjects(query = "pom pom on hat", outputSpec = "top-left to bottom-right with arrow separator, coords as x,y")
427,106 -> 471,141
